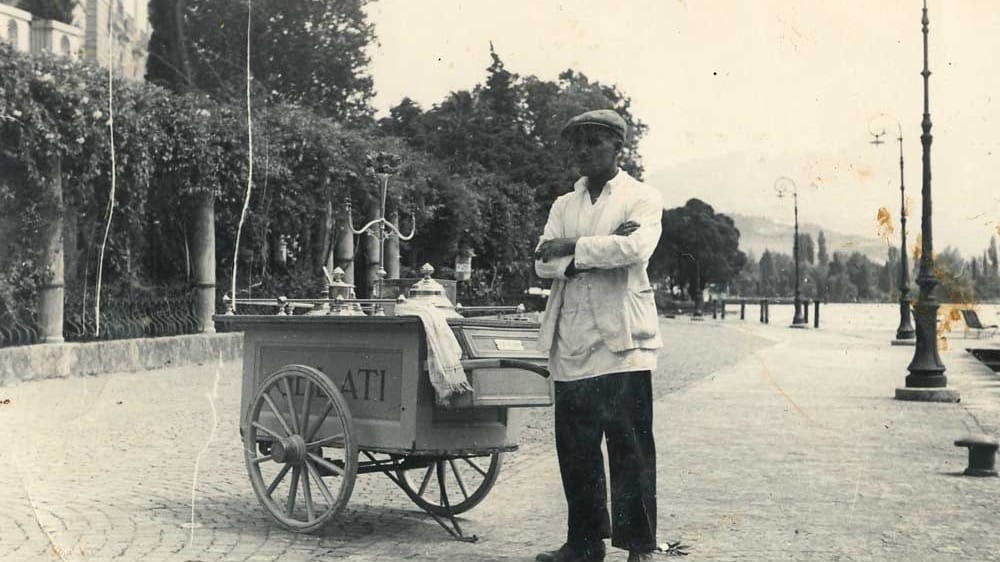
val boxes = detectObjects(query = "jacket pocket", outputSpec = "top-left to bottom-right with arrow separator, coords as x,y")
626,288 -> 659,340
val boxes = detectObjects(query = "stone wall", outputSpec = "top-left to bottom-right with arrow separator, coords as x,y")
0,332 -> 243,386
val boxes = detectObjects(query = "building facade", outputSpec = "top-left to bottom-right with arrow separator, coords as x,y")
0,0 -> 149,79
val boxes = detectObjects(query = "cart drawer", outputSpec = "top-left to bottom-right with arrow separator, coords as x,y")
448,365 -> 552,409
448,323 -> 551,409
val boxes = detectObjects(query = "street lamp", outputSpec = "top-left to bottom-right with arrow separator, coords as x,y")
869,114 -> 916,345
680,253 -> 703,320
897,0 -> 957,402
775,177 -> 807,327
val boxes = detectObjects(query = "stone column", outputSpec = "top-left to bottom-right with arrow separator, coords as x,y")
364,205 -> 381,298
384,207 -> 400,279
191,193 -> 216,333
334,207 -> 355,286
38,154 -> 64,343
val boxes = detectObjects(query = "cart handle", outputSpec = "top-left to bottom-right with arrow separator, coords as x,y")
460,358 -> 550,378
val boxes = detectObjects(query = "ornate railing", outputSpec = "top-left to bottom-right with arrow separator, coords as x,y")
0,311 -> 40,348
64,289 -> 201,342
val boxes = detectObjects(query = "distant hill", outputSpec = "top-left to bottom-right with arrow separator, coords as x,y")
728,213 -> 891,265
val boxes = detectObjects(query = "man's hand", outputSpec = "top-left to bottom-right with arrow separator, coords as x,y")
534,238 -> 577,262
613,220 -> 639,236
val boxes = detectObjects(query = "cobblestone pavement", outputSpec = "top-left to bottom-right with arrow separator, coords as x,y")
3,318 -> 1000,561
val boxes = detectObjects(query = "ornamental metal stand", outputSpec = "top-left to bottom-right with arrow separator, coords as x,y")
346,156 -> 415,314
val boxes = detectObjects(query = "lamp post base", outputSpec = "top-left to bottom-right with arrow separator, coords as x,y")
891,338 -> 916,346
894,387 -> 960,403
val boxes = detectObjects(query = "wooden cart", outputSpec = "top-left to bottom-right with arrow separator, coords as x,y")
216,309 -> 551,540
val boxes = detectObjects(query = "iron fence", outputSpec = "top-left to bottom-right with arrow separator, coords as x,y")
64,290 -> 201,342
0,311 -> 40,348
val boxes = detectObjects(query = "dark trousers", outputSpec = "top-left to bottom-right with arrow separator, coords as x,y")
554,370 -> 657,552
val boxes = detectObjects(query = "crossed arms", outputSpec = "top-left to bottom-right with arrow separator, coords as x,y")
533,191 -> 663,280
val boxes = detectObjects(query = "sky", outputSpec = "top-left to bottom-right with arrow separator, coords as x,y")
365,0 -> 1000,260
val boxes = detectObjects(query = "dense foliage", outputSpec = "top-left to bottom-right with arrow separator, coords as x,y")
1,33 -> 653,335
649,198 -> 746,300
380,49 -> 648,301
727,231 -> 1000,304
146,0 -> 375,121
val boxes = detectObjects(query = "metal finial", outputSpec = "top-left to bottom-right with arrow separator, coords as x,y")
421,263 -> 435,279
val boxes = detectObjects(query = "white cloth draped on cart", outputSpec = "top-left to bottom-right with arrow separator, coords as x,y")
394,301 -> 473,405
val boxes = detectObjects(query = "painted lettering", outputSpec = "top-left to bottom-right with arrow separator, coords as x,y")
340,370 -> 358,399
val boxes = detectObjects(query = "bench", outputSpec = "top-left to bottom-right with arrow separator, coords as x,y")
960,309 -> 998,339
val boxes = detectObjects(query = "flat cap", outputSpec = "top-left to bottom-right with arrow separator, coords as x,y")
561,109 -> 627,141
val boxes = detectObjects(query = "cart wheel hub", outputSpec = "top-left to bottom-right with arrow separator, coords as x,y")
271,434 -> 307,464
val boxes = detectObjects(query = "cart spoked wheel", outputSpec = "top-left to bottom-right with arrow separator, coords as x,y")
244,364 -> 357,533
396,453 -> 502,516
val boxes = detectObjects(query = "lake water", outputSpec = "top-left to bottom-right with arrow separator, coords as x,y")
729,301 -> 1000,341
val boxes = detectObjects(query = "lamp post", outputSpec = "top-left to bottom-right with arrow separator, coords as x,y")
869,115 -> 916,345
897,0 -> 957,402
680,253 -> 703,320
775,177 -> 806,327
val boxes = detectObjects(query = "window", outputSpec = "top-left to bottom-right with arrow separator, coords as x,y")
6,20 -> 18,46
60,36 -> 71,55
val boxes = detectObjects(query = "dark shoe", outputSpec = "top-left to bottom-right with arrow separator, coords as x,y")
626,550 -> 654,562
535,542 -> 606,562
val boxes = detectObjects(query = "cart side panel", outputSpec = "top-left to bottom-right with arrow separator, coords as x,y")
412,366 -> 519,454
238,319 -> 422,452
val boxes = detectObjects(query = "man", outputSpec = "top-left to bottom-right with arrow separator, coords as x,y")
533,109 -> 663,562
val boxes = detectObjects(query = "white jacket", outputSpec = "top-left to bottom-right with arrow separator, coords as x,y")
534,169 -> 663,354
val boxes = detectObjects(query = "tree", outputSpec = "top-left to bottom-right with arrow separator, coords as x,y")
797,232 -> 815,265
381,49 -> 648,301
146,0 -> 194,92
817,230 -> 829,267
758,251 -> 777,296
989,236 -> 998,275
18,0 -> 76,23
650,199 -> 746,299
147,0 -> 376,120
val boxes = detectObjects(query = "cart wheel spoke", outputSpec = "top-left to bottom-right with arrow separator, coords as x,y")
262,393 -> 295,437
281,377 -> 301,434
304,401 -> 334,443
287,465 -> 301,516
396,453 -> 503,516
299,379 -> 313,438
301,464 -> 316,522
306,433 -> 344,448
252,421 -> 283,440
449,459 -> 470,500
417,464 -> 435,497
462,457 -> 488,477
305,459 -> 336,504
251,454 -> 274,465
307,452 -> 344,477
266,463 -> 293,498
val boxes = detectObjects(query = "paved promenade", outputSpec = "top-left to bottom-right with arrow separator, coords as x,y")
1,317 -> 999,561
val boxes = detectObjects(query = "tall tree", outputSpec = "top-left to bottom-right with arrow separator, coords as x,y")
381,49 -> 648,301
797,232 -> 815,265
146,0 -> 193,92
148,0 -> 376,120
650,199 -> 746,298
989,236 -> 998,275
817,230 -> 829,267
